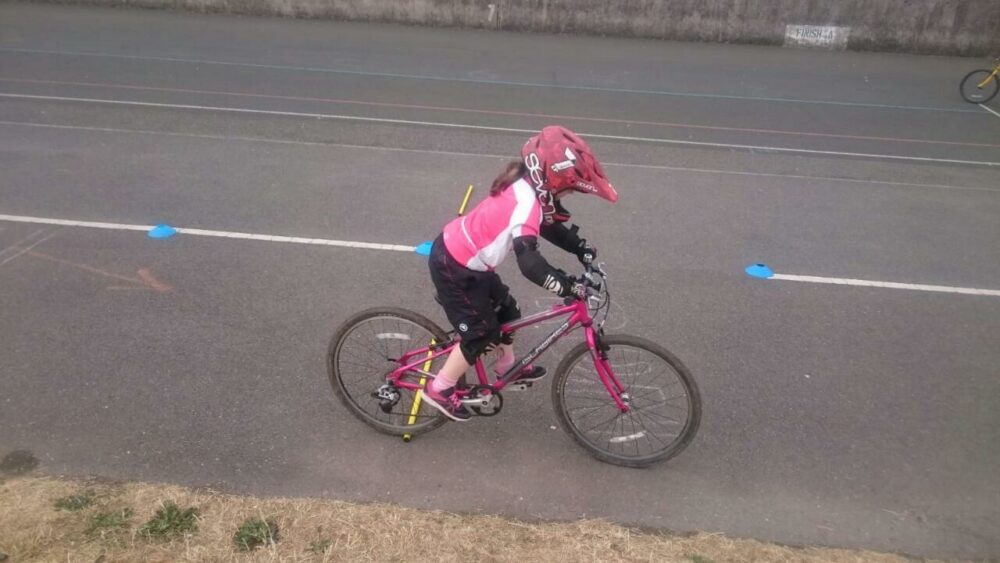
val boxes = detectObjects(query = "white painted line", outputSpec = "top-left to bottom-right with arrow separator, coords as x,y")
376,333 -> 412,341
6,215 -> 996,297
770,274 -> 1000,297
175,227 -> 414,251
0,214 -> 416,252
0,231 -> 58,266
2,93 -> 998,167
0,215 -> 150,232
3,120 -> 999,193
979,104 -> 1000,119
625,163 -> 1000,194
610,431 -> 647,444
586,131 -> 1000,167
0,228 -> 46,259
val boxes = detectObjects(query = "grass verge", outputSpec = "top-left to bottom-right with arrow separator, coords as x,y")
0,475 -> 924,562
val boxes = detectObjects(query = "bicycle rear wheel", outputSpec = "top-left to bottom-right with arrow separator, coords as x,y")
959,69 -> 999,103
551,335 -> 701,467
329,307 -> 449,436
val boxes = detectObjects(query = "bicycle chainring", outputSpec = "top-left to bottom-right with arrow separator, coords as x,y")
463,385 -> 503,417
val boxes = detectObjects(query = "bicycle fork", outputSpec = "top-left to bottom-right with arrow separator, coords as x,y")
979,67 -> 1000,88
587,328 -> 630,413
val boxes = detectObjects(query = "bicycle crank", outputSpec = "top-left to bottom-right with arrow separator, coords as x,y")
461,385 -> 503,417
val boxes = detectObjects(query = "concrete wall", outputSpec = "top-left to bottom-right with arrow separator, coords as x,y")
500,0 -> 1000,55
30,0 -> 1000,55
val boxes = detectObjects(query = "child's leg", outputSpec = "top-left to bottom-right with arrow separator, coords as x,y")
430,346 -> 471,393
490,279 -> 521,375
494,343 -> 516,374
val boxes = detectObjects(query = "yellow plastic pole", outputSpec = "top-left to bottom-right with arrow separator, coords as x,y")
402,340 -> 435,442
403,185 -> 473,441
458,184 -> 474,215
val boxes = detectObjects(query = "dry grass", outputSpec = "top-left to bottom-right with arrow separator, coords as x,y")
0,475 -> 920,562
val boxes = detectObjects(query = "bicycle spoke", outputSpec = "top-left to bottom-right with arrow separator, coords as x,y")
633,406 -> 684,426
567,405 -> 616,427
633,395 -> 682,410
629,385 -> 684,400
338,357 -> 390,373
566,400 -> 616,415
656,403 -> 689,415
572,400 -> 616,413
563,394 -> 616,407
364,320 -> 390,360
606,413 -> 622,454
631,408 -> 671,451
632,389 -> 687,404
630,347 -> 655,394
369,320 -> 388,359
633,410 -> 663,456
354,332 -> 390,364
579,410 -> 625,435
625,409 -> 642,457
339,347 -> 386,370
630,407 -> 680,444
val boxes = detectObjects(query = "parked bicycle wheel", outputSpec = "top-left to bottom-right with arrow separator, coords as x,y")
960,69 -> 999,103
551,335 -> 701,467
329,308 -> 449,436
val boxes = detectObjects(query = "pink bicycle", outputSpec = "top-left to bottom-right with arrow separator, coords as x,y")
328,264 -> 701,467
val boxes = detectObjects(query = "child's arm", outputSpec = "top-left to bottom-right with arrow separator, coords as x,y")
540,222 -> 597,265
513,236 -> 584,298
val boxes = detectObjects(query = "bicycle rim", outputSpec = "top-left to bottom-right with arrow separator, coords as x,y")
330,308 -> 448,435
960,70 -> 999,103
552,335 -> 701,467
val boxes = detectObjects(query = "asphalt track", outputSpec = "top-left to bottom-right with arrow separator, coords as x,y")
1,4 -> 998,558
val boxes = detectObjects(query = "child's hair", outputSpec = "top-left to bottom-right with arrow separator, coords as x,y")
490,160 -> 528,196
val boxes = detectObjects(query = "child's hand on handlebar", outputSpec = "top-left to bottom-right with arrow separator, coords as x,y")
575,240 -> 597,265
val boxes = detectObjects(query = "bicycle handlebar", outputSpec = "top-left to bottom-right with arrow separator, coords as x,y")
582,262 -> 606,288
563,262 -> 606,303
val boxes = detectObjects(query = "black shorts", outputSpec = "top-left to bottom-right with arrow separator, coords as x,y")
428,234 -> 515,349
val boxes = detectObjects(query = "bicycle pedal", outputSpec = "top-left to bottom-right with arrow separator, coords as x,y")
507,381 -> 532,391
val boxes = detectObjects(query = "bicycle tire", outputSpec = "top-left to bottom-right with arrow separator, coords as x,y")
551,335 -> 701,467
959,69 -> 999,103
329,307 -> 449,436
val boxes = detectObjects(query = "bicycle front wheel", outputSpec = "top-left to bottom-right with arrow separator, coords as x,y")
329,307 -> 449,436
959,69 -> 999,103
551,335 -> 701,467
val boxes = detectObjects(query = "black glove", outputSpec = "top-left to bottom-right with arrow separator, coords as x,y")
575,240 -> 597,265
542,269 -> 584,299
560,280 -> 587,300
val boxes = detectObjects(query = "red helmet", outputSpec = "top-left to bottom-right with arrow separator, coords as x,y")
521,126 -> 618,203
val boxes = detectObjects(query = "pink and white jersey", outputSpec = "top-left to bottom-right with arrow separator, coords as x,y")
442,178 -> 542,271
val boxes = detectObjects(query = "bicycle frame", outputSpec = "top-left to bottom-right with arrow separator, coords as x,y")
978,62 -> 1000,88
387,297 -> 630,412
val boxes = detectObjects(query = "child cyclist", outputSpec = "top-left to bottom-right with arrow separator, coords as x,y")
421,125 -> 618,421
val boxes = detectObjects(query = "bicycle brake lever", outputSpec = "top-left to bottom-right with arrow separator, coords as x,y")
582,271 -> 602,293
